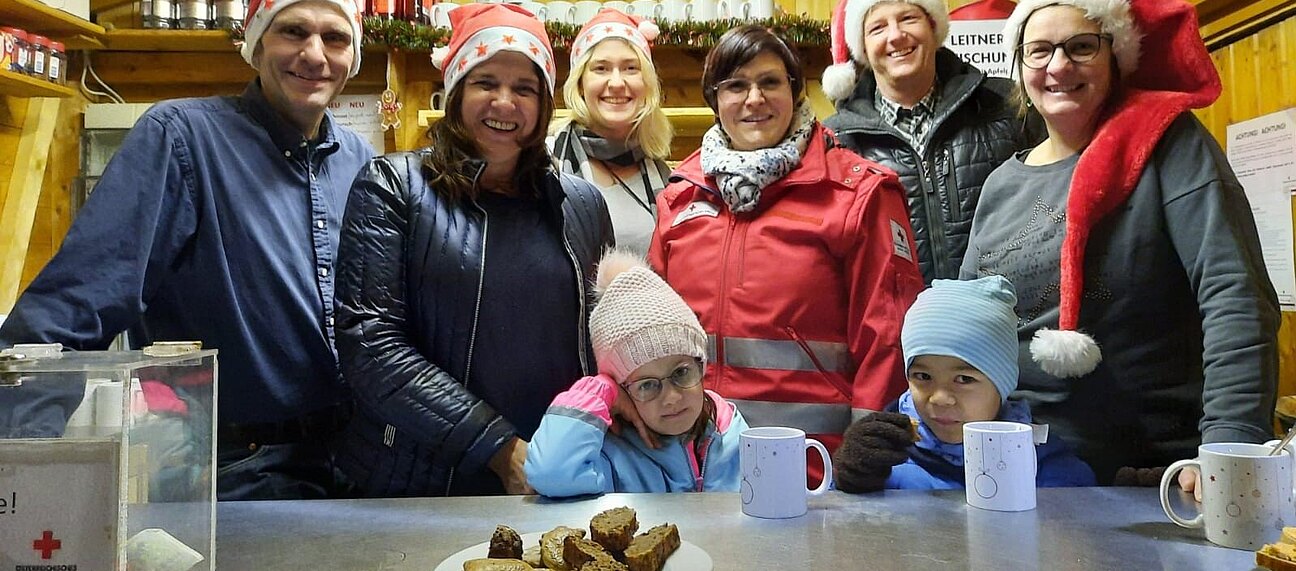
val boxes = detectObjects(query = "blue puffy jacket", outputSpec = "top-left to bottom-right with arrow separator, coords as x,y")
885,391 -> 1096,489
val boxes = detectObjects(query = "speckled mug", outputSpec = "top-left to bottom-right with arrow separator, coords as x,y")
1160,442 -> 1295,550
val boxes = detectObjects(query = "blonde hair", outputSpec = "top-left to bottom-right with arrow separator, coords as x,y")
558,38 -> 673,160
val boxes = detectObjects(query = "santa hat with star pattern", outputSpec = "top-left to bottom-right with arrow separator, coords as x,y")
822,0 -> 950,102
430,3 -> 556,95
1003,0 -> 1220,378
241,0 -> 365,77
570,8 -> 660,68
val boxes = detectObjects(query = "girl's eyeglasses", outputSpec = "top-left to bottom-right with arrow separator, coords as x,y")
622,358 -> 704,402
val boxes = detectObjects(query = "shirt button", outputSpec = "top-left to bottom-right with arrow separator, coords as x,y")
300,141 -> 308,148
316,220 -> 326,229
318,267 -> 329,278
283,150 -> 292,158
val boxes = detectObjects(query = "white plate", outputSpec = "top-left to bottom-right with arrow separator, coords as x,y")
433,531 -> 712,571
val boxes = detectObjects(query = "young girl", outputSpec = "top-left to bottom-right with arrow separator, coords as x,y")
525,251 -> 747,497
834,276 -> 1095,491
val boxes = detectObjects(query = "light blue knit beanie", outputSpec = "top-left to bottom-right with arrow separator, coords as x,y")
901,276 -> 1020,402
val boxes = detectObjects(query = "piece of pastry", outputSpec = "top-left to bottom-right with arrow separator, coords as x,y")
623,523 -> 680,571
581,559 -> 631,571
488,525 -> 523,559
540,525 -> 587,570
590,506 -> 639,553
1256,526 -> 1296,571
564,536 -> 617,569
462,558 -> 532,571
521,545 -> 543,568
908,417 -> 921,443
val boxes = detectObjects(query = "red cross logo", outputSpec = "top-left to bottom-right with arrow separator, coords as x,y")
33,530 -> 61,560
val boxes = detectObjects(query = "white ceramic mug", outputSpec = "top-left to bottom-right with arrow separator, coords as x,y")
545,0 -> 577,24
517,0 -> 546,19
963,421 -> 1037,512
573,0 -> 602,23
1161,442 -> 1295,550
1268,438 -> 1296,496
688,0 -> 716,21
739,426 -> 833,519
657,0 -> 689,21
431,2 -> 459,27
628,0 -> 659,19
744,0 -> 773,19
603,0 -> 631,14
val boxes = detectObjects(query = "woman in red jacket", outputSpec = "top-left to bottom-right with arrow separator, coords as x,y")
649,25 -> 924,483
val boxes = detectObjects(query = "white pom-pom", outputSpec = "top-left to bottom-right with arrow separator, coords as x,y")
430,46 -> 449,70
821,63 -> 858,102
594,249 -> 647,296
638,20 -> 660,43
1030,328 -> 1102,378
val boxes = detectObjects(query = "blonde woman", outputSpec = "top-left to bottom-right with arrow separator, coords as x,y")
551,8 -> 673,255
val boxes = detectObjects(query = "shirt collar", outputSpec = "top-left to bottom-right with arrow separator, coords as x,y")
240,80 -> 340,159
873,84 -> 940,126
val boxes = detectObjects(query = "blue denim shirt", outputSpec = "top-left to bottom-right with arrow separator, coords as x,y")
0,80 -> 375,424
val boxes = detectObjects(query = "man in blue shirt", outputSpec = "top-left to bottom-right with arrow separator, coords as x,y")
0,0 -> 376,499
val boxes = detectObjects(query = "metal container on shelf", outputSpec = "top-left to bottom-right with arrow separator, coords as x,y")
178,0 -> 213,29
142,0 -> 178,29
213,0 -> 246,32
0,344 -> 217,570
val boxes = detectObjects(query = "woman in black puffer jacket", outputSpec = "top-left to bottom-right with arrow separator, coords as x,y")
331,4 -> 613,497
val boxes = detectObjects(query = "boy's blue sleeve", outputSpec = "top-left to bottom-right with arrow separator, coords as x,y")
886,457 -> 962,490
1036,439 -> 1097,487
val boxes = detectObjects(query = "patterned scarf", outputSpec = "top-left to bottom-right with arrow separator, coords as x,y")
700,103 -> 816,214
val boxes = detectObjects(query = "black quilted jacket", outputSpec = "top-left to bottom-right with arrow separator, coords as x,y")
824,48 -> 1041,283
332,150 -> 613,497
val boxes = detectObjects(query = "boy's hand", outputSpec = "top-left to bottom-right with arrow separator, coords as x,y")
608,383 -> 659,449
834,411 -> 915,493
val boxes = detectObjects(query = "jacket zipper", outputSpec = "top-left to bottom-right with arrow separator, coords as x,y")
687,434 -> 712,492
714,213 -> 738,390
446,191 -> 491,496
784,325 -> 852,400
916,155 -> 948,279
560,236 -> 591,376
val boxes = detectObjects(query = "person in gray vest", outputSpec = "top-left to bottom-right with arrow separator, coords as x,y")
823,0 -> 1038,283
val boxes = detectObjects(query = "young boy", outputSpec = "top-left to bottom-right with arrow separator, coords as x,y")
834,276 -> 1095,492
525,251 -> 748,497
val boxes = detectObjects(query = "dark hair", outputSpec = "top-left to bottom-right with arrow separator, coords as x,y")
421,60 -> 556,203
701,25 -> 804,113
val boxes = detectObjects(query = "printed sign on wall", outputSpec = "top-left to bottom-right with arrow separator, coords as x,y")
945,19 -> 1012,79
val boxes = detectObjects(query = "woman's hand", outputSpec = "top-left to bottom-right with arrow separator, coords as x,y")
608,383 -> 660,449
488,437 -> 535,495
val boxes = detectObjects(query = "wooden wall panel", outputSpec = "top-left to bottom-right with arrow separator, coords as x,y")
1195,14 -> 1296,399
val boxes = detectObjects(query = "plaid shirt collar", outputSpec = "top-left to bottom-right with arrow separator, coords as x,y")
874,84 -> 940,148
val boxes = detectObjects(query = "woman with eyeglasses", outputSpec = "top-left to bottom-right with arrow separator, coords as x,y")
549,9 -> 672,256
525,250 -> 749,496
961,0 -> 1279,488
648,25 -> 925,485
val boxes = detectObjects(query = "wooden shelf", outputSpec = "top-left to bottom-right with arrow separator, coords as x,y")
101,29 -> 236,52
0,0 -> 104,46
0,68 -> 76,97
418,106 -> 716,136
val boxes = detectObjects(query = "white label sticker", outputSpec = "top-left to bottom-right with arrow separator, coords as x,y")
890,219 -> 913,262
0,439 -> 120,569
672,200 -> 720,227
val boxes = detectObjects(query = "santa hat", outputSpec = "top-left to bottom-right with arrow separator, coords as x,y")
1004,0 -> 1220,378
430,3 -> 556,95
570,8 -> 661,68
241,0 -> 365,78
589,250 -> 708,383
902,277 -> 1021,402
1003,0 -> 1142,78
822,0 -> 951,101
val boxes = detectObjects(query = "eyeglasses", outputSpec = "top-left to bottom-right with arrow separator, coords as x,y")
621,358 -> 704,402
1018,33 -> 1112,70
712,74 -> 793,100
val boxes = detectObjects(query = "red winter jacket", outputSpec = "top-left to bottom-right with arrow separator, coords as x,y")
649,123 -> 924,481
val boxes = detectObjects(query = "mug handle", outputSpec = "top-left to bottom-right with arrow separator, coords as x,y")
1160,458 -> 1204,529
806,438 -> 833,496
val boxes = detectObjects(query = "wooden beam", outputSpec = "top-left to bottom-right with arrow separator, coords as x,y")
0,97 -> 60,312
1197,0 -> 1296,50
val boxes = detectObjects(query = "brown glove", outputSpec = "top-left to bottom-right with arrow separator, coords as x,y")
1111,466 -> 1167,487
834,411 -> 915,493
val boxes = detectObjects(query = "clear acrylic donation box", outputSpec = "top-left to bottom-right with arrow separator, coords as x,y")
0,345 -> 217,571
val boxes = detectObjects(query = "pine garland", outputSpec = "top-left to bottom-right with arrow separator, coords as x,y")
357,14 -> 829,51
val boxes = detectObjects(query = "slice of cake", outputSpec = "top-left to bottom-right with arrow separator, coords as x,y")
563,536 -> 618,569
623,523 -> 680,571
581,559 -> 631,571
1256,526 -> 1296,571
488,525 -> 523,559
590,506 -> 639,553
540,525 -> 587,571
462,558 -> 532,571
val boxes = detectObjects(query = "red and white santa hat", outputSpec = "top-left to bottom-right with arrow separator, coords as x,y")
569,8 -> 660,69
822,0 -> 951,101
1003,0 -> 1142,79
1004,0 -> 1220,378
430,3 -> 556,95
241,0 -> 365,78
